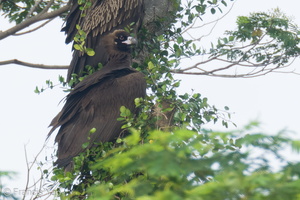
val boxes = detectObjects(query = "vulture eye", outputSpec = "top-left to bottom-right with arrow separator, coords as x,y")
119,35 -> 125,41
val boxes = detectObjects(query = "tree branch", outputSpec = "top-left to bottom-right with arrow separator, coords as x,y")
0,59 -> 68,69
13,18 -> 55,36
171,57 -> 298,78
0,3 -> 70,40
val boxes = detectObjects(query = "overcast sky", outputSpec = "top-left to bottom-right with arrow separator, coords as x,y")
1,0 -> 300,198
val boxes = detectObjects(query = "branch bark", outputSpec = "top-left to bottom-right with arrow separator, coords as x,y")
0,59 -> 68,69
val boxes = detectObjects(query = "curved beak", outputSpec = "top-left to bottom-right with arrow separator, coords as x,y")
122,36 -> 137,45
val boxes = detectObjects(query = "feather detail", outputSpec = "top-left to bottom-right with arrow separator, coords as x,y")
62,0 -> 144,83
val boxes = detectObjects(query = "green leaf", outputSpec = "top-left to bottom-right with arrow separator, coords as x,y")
73,44 -> 82,50
211,8 -> 216,14
192,43 -> 197,51
148,61 -> 155,70
177,36 -> 183,44
192,93 -> 200,99
86,48 -> 95,56
134,98 -> 141,106
89,128 -> 96,134
34,86 -> 40,94
221,0 -> 227,6
120,106 -> 126,113
76,24 -> 81,30
82,142 -> 89,149
229,35 -> 235,41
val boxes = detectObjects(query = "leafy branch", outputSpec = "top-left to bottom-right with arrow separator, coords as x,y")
0,0 -> 70,40
171,9 -> 300,77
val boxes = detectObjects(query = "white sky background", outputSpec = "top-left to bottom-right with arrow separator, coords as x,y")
0,0 -> 300,197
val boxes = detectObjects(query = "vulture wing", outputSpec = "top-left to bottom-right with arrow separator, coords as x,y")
49,68 -> 146,169
62,0 -> 144,83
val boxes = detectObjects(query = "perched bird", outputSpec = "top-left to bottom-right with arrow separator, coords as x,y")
48,30 -> 147,170
62,0 -> 145,84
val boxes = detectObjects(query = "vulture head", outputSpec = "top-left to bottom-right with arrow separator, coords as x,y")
63,0 -> 145,84
103,30 -> 137,57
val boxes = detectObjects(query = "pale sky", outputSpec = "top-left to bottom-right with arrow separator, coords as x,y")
1,0 -> 300,198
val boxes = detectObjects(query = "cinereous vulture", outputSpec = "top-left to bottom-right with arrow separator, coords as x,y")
48,30 -> 147,170
62,0 -> 145,83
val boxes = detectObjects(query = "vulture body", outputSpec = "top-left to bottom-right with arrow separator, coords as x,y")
48,30 -> 146,170
62,0 -> 145,83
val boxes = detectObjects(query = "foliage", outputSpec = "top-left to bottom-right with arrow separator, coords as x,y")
87,125 -> 300,200
50,123 -> 300,200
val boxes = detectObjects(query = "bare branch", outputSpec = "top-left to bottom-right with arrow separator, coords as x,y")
23,147 -> 31,200
0,3 -> 70,40
22,143 -> 56,200
171,60 -> 298,78
13,18 -> 55,36
0,59 -> 68,70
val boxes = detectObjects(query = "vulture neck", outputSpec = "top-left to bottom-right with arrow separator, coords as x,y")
106,52 -> 132,69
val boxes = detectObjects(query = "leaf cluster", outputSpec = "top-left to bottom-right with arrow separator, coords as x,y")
73,25 -> 95,56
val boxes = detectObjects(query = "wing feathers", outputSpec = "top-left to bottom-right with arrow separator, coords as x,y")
63,0 -> 144,43
49,67 -> 146,169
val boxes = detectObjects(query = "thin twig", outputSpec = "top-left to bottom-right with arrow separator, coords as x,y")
13,18 -> 55,36
23,147 -> 31,200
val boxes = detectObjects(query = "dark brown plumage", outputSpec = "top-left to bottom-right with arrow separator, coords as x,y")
48,30 -> 146,170
62,0 -> 145,83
